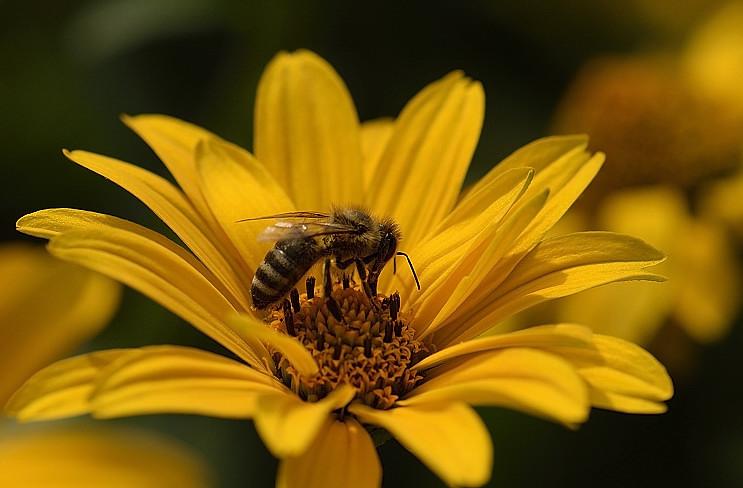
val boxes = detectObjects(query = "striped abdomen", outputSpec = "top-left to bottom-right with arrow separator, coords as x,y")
251,239 -> 322,309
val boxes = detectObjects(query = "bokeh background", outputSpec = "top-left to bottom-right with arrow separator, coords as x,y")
3,1 -> 743,486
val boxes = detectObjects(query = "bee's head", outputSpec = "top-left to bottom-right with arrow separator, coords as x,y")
377,219 -> 400,264
368,219 -> 400,279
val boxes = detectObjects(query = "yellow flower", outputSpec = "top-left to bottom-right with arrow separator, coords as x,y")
553,187 -> 740,345
553,55 -> 743,198
0,426 -> 212,487
0,244 -> 211,486
683,2 -> 743,114
9,51 -> 672,487
548,5 -> 743,349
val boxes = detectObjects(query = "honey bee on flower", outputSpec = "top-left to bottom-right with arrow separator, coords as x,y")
8,51 -> 672,488
244,207 -> 419,315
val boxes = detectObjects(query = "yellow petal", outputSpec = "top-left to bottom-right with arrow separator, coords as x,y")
360,118 -> 394,191
434,167 -> 535,235
396,166 -> 533,302
512,151 -> 604,258
91,346 -> 282,418
0,426 -> 212,488
366,71 -> 484,248
462,134 -> 588,203
403,348 -> 589,425
254,384 -> 356,458
350,402 -> 492,487
440,149 -> 602,327
195,137 -> 295,272
64,149 -> 250,310
17,209 -> 267,368
277,418 -> 380,488
545,334 -> 673,414
564,185 -> 741,344
437,231 -> 665,345
228,314 -> 318,377
5,350 -> 132,421
415,189 -> 548,339
255,50 -> 363,210
122,114 -> 222,226
500,231 -> 665,293
0,244 -> 121,405
414,324 -> 593,370
558,281 -> 673,345
554,187 -> 683,343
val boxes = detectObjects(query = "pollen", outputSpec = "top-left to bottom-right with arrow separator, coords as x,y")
266,279 -> 432,409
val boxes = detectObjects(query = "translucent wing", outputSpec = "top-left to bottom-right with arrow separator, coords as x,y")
237,211 -> 330,223
257,220 -> 359,243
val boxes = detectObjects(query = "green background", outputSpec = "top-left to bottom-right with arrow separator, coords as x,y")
2,1 -> 742,486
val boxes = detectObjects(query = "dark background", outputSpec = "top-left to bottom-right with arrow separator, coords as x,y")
2,1 -> 742,486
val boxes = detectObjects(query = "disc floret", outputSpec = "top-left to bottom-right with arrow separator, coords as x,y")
267,278 -> 432,409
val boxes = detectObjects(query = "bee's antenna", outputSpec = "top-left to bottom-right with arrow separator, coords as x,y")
396,252 -> 420,290
393,255 -> 397,275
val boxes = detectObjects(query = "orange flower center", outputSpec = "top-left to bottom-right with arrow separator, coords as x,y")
266,279 -> 432,409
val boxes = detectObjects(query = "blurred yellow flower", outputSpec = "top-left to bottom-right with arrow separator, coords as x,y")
687,2 -> 743,245
683,2 -> 743,113
554,187 -> 740,345
701,167 -> 743,242
0,244 -> 211,486
0,427 -> 212,487
554,56 -> 743,197
9,50 -> 672,487
0,243 -> 120,405
551,5 -> 743,349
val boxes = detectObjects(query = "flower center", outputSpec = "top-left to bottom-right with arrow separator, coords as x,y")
266,277 -> 432,409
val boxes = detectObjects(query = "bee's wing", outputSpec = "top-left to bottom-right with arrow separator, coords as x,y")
237,211 -> 330,223
257,220 -> 358,243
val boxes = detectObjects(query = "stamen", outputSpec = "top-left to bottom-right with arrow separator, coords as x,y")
342,273 -> 350,289
282,300 -> 295,336
383,321 -> 393,343
266,281 -> 431,409
290,288 -> 301,312
389,292 -> 400,321
306,276 -> 316,299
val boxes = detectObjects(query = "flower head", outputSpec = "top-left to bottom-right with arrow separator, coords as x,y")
9,50 -> 672,487
547,6 -> 743,349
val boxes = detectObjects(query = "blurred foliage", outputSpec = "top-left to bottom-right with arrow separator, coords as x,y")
2,1 -> 742,487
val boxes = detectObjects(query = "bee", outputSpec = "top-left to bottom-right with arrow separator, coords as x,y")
241,207 -> 420,320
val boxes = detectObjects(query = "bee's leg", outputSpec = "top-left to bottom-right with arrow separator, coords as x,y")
354,258 -> 379,310
369,275 -> 379,297
335,258 -> 355,286
335,257 -> 355,269
323,258 -> 344,323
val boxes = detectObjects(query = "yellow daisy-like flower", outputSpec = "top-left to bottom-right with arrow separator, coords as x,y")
0,244 -> 211,487
548,5 -> 743,349
8,51 -> 672,487
552,186 -> 740,346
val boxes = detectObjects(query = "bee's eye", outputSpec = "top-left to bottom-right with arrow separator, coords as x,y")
382,234 -> 397,262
